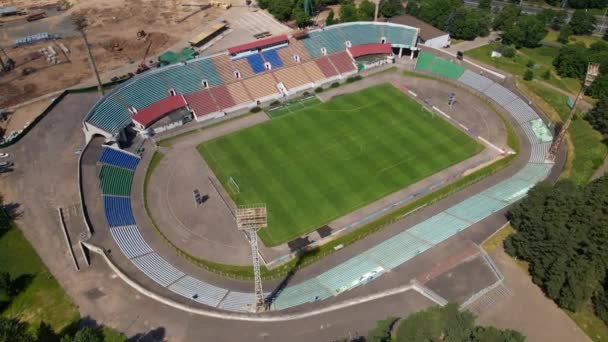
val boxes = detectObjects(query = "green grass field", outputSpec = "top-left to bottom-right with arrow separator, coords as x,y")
199,84 -> 482,246
267,97 -> 322,118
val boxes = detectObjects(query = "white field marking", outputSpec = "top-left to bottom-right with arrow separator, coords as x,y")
408,90 -> 418,97
478,137 -> 506,154
431,106 -> 451,119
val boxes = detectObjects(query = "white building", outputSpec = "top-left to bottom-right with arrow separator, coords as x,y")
389,15 -> 451,49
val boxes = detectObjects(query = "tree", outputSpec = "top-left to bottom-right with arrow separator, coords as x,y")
326,9 -> 336,25
524,68 -> 534,80
448,7 -> 491,40
567,0 -> 608,9
538,9 -> 568,30
588,74 -> 608,100
585,97 -> 608,136
379,0 -> 404,18
292,6 -> 311,28
502,45 -> 516,58
60,327 -> 103,342
553,43 -> 591,79
502,15 -> 547,48
367,317 -> 398,342
558,26 -> 572,44
505,176 -> 608,312
542,69 -> 551,80
339,2 -> 359,22
0,318 -> 33,342
568,10 -> 597,35
472,326 -> 525,342
479,0 -> 492,10
358,0 -> 376,20
493,4 -> 521,31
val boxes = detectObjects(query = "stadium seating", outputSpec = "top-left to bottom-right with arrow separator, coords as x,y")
188,58 -> 223,87
87,96 -> 132,135
314,57 -> 339,78
226,82 -> 253,105
119,73 -> 170,110
458,70 -> 493,93
446,194 -> 507,224
273,278 -> 334,310
99,147 -> 140,170
328,51 -> 356,74
363,231 -> 432,270
99,165 -> 133,196
262,49 -> 284,68
168,276 -> 229,307
210,86 -> 236,109
131,253 -> 186,287
307,29 -> 345,56
161,63 -> 204,94
302,61 -> 327,82
340,24 -> 382,45
109,225 -> 154,259
243,73 -> 279,99
407,212 -> 470,245
184,90 -> 219,117
316,254 -> 385,295
274,66 -> 311,90
246,54 -> 267,74
481,178 -> 532,204
530,142 -> 551,163
231,58 -> 255,79
415,51 -> 435,73
483,83 -> 518,107
212,55 -> 239,83
218,291 -> 267,312
504,98 -> 538,124
514,163 -> 552,183
415,52 -> 463,80
384,24 -> 417,46
103,195 -> 136,227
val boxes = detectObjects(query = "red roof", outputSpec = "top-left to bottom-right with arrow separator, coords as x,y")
348,43 -> 393,58
132,95 -> 187,128
228,34 -> 289,55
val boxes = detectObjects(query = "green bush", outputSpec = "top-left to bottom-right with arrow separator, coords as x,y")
346,75 -> 363,83
315,87 -> 324,93
250,106 -> 262,113
542,70 -> 551,80
502,45 -> 516,58
302,91 -> 310,96
524,69 -> 534,81
270,100 -> 281,106
330,82 -> 340,88
527,60 -> 535,68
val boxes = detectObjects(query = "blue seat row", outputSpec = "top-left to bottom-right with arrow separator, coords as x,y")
99,147 -> 140,170
246,54 -> 266,73
103,195 -> 136,227
262,49 -> 283,68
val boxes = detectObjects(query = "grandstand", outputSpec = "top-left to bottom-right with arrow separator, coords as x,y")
89,51 -> 555,313
83,22 -> 419,141
415,51 -> 464,80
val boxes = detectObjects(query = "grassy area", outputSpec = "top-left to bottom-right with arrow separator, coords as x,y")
266,96 -> 322,118
567,304 -> 608,342
466,43 -> 581,94
520,81 -> 607,184
199,84 -> 481,246
142,71 -> 518,280
0,227 -> 79,332
482,224 -> 516,252
544,29 -> 606,47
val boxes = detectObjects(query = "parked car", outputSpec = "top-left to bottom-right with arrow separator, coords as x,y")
0,153 -> 9,158
0,161 -> 13,168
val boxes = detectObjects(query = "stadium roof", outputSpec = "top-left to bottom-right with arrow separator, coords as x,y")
131,95 -> 187,128
389,15 -> 447,41
348,43 -> 392,58
227,34 -> 289,55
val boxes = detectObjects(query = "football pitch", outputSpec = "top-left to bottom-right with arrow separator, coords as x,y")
198,84 -> 482,246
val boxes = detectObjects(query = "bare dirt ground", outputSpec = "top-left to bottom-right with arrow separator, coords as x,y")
0,0 -> 226,107
0,96 -> 53,136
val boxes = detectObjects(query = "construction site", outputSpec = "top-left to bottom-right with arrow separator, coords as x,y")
0,0 -> 274,141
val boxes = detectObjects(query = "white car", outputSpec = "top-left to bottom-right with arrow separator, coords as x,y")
0,153 -> 8,158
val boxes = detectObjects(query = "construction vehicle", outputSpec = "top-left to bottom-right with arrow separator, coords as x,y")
26,12 -> 47,22
135,39 -> 153,74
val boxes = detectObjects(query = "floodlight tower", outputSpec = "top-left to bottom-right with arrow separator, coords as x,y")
546,63 -> 600,162
236,204 -> 268,312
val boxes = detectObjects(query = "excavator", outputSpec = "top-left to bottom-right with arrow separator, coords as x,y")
135,38 -> 153,74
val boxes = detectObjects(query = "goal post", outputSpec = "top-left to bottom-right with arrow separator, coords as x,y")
227,176 -> 240,194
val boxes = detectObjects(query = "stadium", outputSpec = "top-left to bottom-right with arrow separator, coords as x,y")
75,20 -> 555,316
